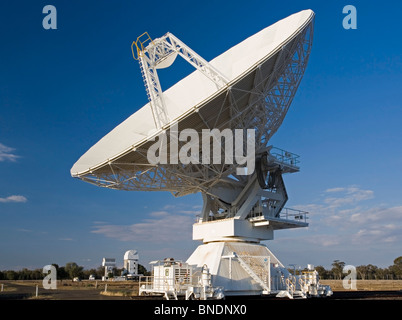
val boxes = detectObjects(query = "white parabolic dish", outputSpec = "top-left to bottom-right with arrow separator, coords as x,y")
124,250 -> 139,260
71,10 -> 315,195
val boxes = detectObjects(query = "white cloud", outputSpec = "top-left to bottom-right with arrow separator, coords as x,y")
91,214 -> 194,243
178,210 -> 201,215
302,234 -> 342,247
325,187 -> 346,193
90,200 -> 203,247
0,143 -> 19,162
323,186 -> 374,209
349,206 -> 402,224
294,186 -> 374,218
0,195 -> 27,203
349,206 -> 402,244
163,205 -> 176,210
292,186 -> 402,247
149,210 -> 169,217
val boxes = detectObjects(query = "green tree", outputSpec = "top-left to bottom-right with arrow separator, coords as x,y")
375,267 -> 387,280
331,260 -> 345,279
95,266 -> 104,279
356,265 -> 368,279
65,262 -> 84,279
58,266 -> 69,280
31,269 -> 42,280
20,269 -> 31,280
366,264 -> 378,279
389,256 -> 402,279
138,264 -> 150,276
315,266 -> 329,279
394,256 -> 402,266
6,270 -> 18,280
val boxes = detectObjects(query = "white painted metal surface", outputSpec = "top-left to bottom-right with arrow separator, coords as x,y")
71,9 -> 332,298
102,258 -> 116,267
186,241 -> 332,298
124,250 -> 139,276
139,259 -> 224,300
102,257 -> 116,280
123,249 -> 139,260
71,9 -> 314,195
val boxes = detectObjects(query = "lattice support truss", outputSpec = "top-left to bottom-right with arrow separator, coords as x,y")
134,32 -> 229,129
79,20 -> 314,199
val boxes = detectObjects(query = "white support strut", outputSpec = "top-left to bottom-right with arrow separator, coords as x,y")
136,33 -> 229,129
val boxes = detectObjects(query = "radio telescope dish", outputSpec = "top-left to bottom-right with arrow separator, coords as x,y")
71,9 -> 321,298
124,249 -> 139,261
71,9 -> 314,198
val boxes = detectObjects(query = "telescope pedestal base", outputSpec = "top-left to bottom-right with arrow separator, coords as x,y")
186,241 -> 286,296
193,218 -> 274,243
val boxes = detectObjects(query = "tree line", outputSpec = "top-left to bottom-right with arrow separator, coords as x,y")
312,256 -> 402,280
0,262 -> 149,281
2,257 -> 401,281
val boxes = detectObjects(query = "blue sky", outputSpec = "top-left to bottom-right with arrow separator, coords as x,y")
1,0 -> 401,271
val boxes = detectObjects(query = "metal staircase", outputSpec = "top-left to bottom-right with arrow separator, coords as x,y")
233,252 -> 270,294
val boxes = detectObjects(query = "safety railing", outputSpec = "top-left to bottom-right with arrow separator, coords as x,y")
278,207 -> 308,223
131,32 -> 154,60
286,277 -> 296,296
247,206 -> 308,224
270,147 -> 300,168
139,275 -> 202,295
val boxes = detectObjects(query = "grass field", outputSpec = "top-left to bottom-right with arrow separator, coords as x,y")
320,280 -> 402,291
0,280 -> 140,299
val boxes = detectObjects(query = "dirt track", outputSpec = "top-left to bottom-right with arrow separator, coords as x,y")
0,282 -> 134,300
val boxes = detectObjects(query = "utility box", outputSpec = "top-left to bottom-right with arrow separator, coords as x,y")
152,258 -> 192,292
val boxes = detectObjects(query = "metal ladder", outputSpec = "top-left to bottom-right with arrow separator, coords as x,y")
138,58 -> 151,102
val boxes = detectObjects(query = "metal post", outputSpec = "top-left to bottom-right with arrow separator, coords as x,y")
95,280 -> 98,289
36,285 -> 39,297
104,283 -> 107,293
1,284 -> 4,292
229,257 -> 232,280
267,256 -> 271,293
